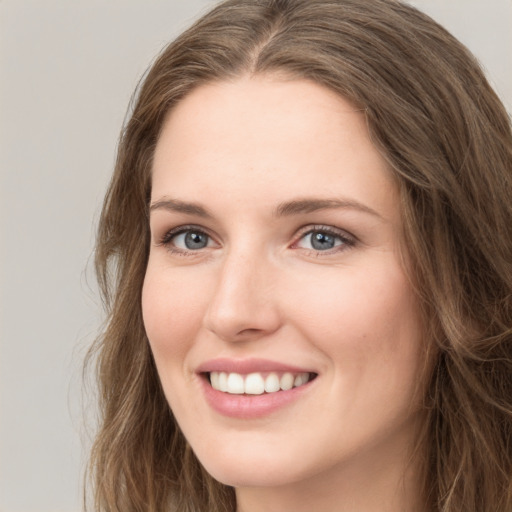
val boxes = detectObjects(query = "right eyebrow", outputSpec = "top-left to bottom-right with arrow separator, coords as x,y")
149,198 -> 213,218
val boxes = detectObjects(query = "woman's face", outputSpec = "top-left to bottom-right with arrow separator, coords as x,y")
143,76 -> 424,492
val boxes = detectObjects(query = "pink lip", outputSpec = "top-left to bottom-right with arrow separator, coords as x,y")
200,378 -> 314,419
196,357 -> 313,375
196,358 -> 317,419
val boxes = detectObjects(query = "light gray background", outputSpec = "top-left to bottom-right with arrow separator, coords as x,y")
1,1 -> 510,511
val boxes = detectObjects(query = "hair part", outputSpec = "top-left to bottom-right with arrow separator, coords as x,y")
86,1 -> 512,510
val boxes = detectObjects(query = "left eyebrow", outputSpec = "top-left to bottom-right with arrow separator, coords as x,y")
274,198 -> 383,219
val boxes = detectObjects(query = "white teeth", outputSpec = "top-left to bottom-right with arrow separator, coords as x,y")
210,371 -> 220,389
226,373 -> 245,394
264,372 -> 280,393
218,372 -> 228,392
209,371 -> 312,394
280,372 -> 294,391
245,373 -> 265,395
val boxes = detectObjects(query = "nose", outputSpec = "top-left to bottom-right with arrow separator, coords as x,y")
203,249 -> 281,343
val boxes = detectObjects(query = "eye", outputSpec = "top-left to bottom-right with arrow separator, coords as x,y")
295,227 -> 355,252
160,226 -> 216,253
173,230 -> 210,250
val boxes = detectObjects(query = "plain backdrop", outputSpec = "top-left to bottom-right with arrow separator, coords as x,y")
0,1 -> 510,511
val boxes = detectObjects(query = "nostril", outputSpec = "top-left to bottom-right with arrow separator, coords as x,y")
236,327 -> 265,337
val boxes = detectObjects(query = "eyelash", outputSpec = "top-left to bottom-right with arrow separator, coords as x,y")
157,224 -> 357,256
158,224 -> 213,257
293,225 -> 356,254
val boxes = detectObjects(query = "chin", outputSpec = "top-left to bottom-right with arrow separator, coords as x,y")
204,460 -> 302,488
193,439 -> 310,488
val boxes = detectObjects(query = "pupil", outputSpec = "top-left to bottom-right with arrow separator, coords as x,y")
311,232 -> 335,250
185,232 -> 208,249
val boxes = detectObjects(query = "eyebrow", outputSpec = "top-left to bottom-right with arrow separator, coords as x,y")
149,196 -> 382,219
274,198 -> 382,219
149,198 -> 213,218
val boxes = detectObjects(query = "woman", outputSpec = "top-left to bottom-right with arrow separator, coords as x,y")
87,0 -> 512,510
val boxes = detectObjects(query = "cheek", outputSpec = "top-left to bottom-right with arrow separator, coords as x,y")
141,265 -> 207,360
291,263 -> 424,446
290,260 -> 417,333
283,259 -> 423,384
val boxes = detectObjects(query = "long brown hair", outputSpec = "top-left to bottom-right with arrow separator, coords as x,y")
86,1 -> 512,510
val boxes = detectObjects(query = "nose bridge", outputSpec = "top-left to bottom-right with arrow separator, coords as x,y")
204,243 -> 279,341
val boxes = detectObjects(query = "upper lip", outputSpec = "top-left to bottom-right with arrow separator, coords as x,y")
196,358 -> 316,375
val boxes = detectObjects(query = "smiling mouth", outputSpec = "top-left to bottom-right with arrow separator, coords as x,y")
206,371 -> 317,395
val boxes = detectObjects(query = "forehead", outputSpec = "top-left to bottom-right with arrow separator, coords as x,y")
151,76 -> 398,222
155,76 -> 368,161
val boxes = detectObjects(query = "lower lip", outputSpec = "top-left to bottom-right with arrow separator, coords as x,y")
200,376 -> 314,419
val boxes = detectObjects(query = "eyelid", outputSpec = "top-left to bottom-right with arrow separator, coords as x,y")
157,224 -> 218,252
291,224 -> 357,252
153,223 -> 357,256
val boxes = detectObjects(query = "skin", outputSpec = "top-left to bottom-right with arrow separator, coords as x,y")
143,76 -> 427,512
